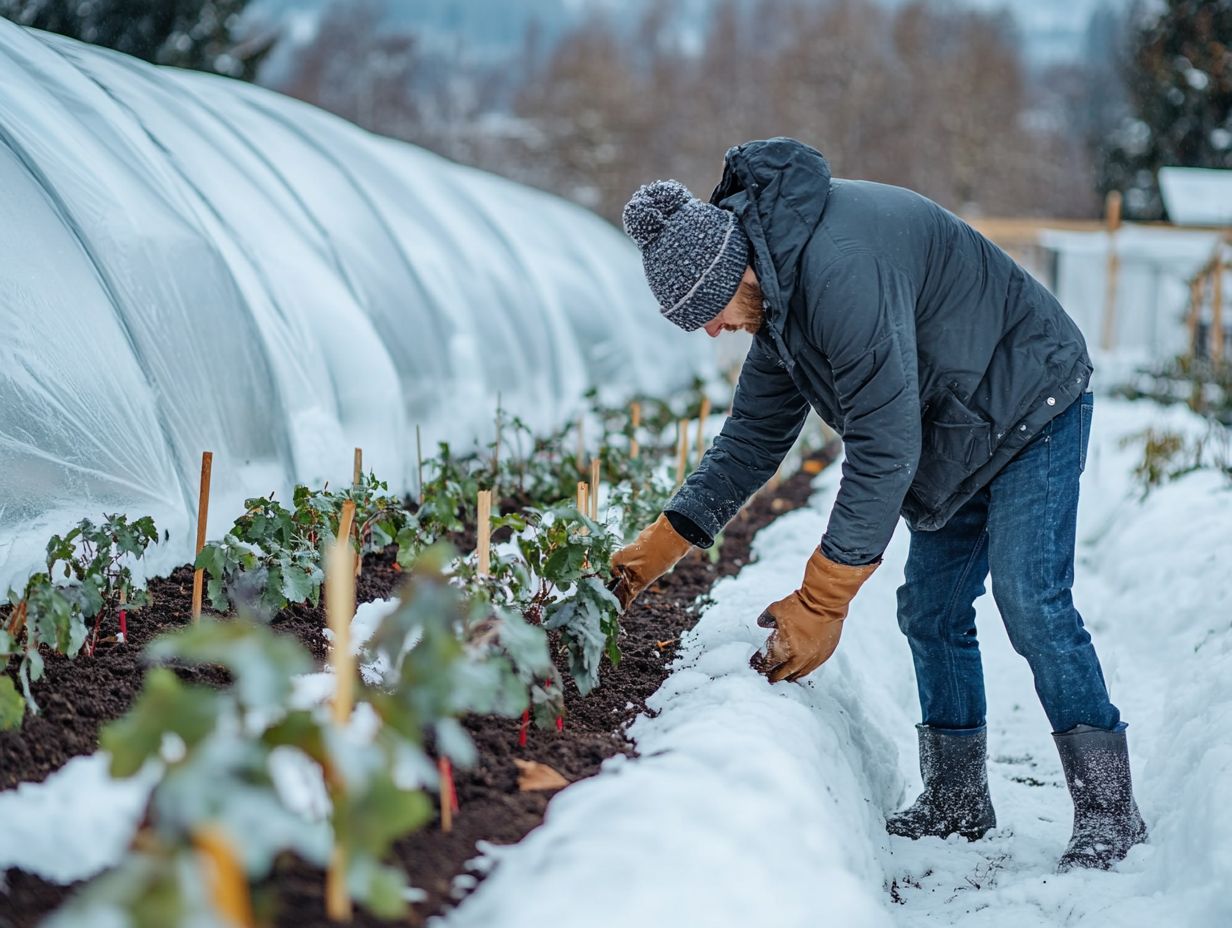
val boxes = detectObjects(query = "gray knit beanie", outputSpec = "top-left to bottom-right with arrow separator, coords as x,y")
622,179 -> 750,332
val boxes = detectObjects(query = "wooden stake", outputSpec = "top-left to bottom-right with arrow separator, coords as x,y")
194,825 -> 256,928
191,451 -> 213,624
416,425 -> 424,505
352,448 -> 362,487
324,500 -> 357,922
576,417 -> 586,473
576,482 -> 590,525
629,402 -> 641,459
477,490 -> 492,576
1213,259 -> 1225,366
326,844 -> 350,923
1101,190 -> 1123,352
1188,276 -> 1203,361
589,457 -> 600,521
695,396 -> 711,467
328,500 -> 356,725
675,420 -> 689,486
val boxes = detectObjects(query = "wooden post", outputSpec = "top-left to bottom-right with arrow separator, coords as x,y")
629,402 -> 641,459
576,417 -> 586,473
695,396 -> 711,467
676,420 -> 689,486
1188,275 -> 1203,361
589,457 -> 600,521
1101,190 -> 1123,352
1213,258 -> 1225,366
352,448 -> 362,487
415,425 -> 424,506
325,499 -> 356,923
476,490 -> 492,576
191,451 -> 213,623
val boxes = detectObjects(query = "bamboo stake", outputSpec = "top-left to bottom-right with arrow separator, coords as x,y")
416,426 -> 426,507
326,844 -> 350,923
325,499 -> 356,923
1100,190 -> 1123,352
191,451 -> 213,623
695,396 -> 711,467
352,448 -> 364,579
477,490 -> 492,577
576,482 -> 590,525
675,420 -> 689,486
589,457 -> 600,521
329,500 -> 356,724
194,825 -> 256,928
629,402 -> 641,459
576,417 -> 586,473
1213,259 -> 1225,366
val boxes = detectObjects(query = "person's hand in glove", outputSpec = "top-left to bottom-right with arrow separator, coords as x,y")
609,513 -> 693,610
750,550 -> 879,683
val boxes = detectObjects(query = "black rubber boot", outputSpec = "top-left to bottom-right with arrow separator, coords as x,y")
1053,725 -> 1148,872
886,724 -> 997,841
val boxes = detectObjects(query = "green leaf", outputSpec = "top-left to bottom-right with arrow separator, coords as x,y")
280,565 -> 315,604
496,608 -> 553,680
101,668 -> 220,777
543,596 -> 605,695
0,675 -> 25,731
194,543 -> 226,578
361,864 -> 412,920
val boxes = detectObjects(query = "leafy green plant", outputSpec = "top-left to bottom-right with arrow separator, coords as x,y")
45,514 -> 159,654
56,551 -> 538,924
456,502 -> 622,696
195,493 -> 323,616
1,515 -> 159,728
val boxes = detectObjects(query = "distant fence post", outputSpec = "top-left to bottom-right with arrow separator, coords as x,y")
1100,190 -> 1123,353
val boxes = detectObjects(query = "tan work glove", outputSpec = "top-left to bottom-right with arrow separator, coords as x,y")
609,513 -> 693,610
750,550 -> 879,683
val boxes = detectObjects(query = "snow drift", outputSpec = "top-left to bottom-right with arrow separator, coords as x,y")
445,396 -> 1232,928
0,21 -> 711,591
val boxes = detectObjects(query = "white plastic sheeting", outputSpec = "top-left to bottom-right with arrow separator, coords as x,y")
0,22 -> 712,591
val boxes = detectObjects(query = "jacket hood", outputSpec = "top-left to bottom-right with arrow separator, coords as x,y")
709,138 -> 832,335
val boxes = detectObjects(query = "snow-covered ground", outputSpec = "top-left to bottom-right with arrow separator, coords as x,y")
443,396 -> 1232,928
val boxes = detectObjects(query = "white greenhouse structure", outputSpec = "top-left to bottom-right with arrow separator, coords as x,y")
0,22 -> 712,589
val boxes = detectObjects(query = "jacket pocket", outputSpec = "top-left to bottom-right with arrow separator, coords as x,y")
922,390 -> 993,469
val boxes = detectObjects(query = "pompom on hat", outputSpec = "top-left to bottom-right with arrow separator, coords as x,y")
622,179 -> 750,332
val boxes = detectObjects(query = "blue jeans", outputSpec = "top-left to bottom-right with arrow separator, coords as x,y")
896,393 -> 1121,734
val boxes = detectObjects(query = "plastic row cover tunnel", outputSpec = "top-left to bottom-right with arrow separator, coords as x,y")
0,22 -> 714,589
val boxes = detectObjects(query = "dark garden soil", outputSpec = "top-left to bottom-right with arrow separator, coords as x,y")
0,456 -> 828,928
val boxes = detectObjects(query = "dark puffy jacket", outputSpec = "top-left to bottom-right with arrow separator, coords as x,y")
665,138 -> 1092,566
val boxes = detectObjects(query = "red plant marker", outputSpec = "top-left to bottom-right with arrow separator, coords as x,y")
556,715 -> 564,733
118,607 -> 127,643
438,756 -> 459,814
518,709 -> 530,748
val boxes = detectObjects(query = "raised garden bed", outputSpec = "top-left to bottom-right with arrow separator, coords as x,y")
0,456 -> 826,928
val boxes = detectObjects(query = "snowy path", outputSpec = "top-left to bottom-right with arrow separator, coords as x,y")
443,397 -> 1232,928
